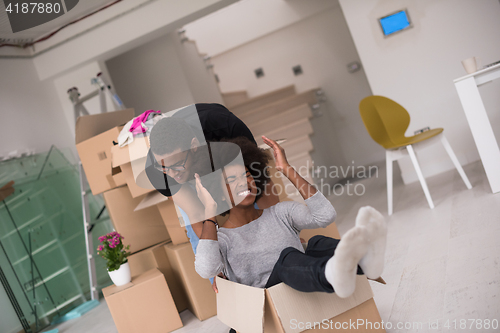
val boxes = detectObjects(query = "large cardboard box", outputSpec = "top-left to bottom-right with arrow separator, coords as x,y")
157,199 -> 182,227
217,276 -> 380,333
164,242 -> 217,321
166,225 -> 189,245
127,242 -> 188,312
111,135 -> 155,198
216,223 -> 385,333
103,269 -> 183,333
103,186 -> 170,253
75,109 -> 134,195
134,190 -> 169,212
135,192 -> 188,245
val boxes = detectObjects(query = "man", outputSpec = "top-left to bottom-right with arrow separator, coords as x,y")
146,103 -> 279,240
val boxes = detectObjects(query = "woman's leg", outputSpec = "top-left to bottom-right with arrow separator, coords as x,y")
305,235 -> 364,274
268,207 -> 386,297
304,235 -> 339,257
264,236 -> 365,293
265,247 -> 334,292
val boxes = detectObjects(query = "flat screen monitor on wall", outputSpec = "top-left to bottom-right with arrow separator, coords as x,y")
379,9 -> 412,36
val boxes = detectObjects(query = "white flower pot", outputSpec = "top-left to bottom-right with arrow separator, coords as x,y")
108,262 -> 131,286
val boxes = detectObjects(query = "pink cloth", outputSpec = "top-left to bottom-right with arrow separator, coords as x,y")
130,110 -> 160,134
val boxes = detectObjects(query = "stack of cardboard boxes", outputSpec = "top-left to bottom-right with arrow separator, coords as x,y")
75,109 -> 216,333
75,109 -> 385,333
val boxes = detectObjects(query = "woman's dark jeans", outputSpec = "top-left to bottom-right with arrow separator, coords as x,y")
265,235 -> 364,293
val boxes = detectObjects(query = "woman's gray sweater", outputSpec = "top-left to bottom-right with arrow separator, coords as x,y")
194,191 -> 336,288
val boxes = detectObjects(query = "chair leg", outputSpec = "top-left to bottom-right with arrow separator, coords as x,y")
440,134 -> 472,189
386,151 -> 393,215
407,145 -> 435,209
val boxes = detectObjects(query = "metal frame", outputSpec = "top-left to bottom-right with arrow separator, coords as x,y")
68,72 -> 125,301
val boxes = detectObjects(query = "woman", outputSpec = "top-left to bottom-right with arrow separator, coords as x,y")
146,104 -> 279,238
194,136 -> 387,298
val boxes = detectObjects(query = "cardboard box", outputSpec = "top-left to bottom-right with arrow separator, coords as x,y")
164,242 -> 217,321
166,225 -> 189,245
111,135 -> 155,198
75,109 -> 134,195
103,186 -> 170,253
217,276 -> 377,333
216,223 -> 385,333
157,199 -> 183,227
134,191 -> 188,244
103,269 -> 183,333
111,165 -> 127,188
299,222 -> 340,241
134,190 -> 169,212
136,192 -> 187,245
127,242 -> 188,312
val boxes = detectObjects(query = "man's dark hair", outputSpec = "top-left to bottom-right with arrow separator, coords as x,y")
150,117 -> 196,155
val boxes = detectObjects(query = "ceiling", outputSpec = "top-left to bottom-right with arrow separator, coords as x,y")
0,0 -> 117,46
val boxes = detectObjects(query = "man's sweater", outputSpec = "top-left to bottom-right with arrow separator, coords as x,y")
194,191 -> 336,288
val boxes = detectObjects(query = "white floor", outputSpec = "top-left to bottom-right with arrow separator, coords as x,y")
44,161 -> 500,333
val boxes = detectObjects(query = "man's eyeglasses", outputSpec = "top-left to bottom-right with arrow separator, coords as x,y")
153,150 -> 190,173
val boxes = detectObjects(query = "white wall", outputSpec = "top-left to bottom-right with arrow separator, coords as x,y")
209,6 -> 378,174
172,38 -> 224,105
52,61 -> 118,141
0,59 -> 74,159
31,0 -> 239,80
339,0 -> 500,184
105,33 -> 196,115
0,58 -> 75,333
184,0 -> 338,57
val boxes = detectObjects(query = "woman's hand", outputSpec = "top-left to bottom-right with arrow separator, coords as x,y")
211,273 -> 228,293
262,136 -> 291,174
195,173 -> 217,218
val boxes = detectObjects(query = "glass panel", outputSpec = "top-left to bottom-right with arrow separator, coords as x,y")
0,146 -> 113,332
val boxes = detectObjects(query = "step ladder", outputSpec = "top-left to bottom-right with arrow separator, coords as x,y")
68,72 -> 125,301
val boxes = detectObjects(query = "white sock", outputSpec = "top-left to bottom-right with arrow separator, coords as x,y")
355,206 -> 387,279
325,226 -> 369,298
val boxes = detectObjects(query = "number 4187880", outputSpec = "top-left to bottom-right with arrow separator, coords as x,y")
5,2 -> 61,14
443,319 -> 498,330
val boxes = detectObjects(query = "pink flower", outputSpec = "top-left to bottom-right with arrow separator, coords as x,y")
109,242 -> 116,249
97,245 -> 104,251
98,236 -> 106,243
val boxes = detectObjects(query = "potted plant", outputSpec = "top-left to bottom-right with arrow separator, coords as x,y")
97,231 -> 131,286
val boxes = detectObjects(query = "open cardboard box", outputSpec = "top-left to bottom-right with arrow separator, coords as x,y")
127,241 -> 188,312
103,269 -> 183,333
103,185 -> 170,253
111,133 -> 155,198
75,109 -> 134,195
216,223 -> 385,333
217,276 -> 378,333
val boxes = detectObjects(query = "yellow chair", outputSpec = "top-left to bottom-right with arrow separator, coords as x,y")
359,96 -> 472,215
